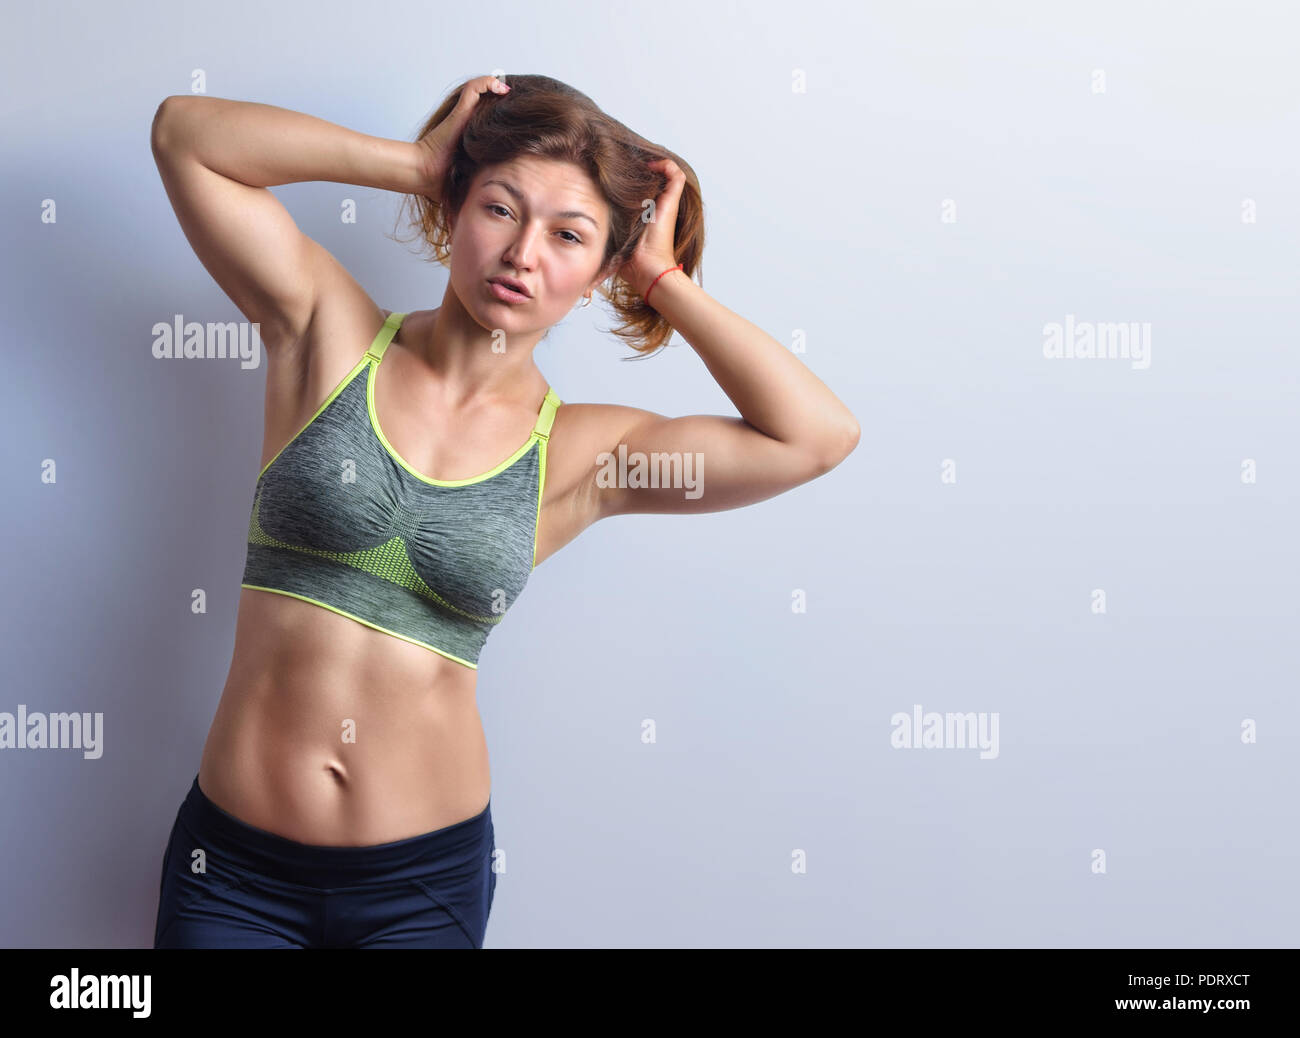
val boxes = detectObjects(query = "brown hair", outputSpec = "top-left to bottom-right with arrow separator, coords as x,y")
392,74 -> 704,357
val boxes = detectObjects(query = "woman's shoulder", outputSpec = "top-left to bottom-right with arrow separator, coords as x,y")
545,399 -> 667,468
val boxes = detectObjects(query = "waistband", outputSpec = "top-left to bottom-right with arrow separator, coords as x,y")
177,774 -> 492,889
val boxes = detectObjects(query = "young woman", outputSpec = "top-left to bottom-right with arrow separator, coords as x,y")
150,73 -> 859,949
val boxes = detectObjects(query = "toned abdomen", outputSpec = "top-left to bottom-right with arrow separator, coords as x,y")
197,587 -> 490,847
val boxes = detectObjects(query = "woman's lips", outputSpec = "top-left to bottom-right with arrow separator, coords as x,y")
488,279 -> 531,304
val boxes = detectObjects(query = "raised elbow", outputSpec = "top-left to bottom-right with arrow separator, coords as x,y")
814,419 -> 860,473
150,95 -> 188,153
842,418 -> 861,456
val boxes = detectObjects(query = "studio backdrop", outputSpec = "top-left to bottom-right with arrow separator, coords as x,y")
2,0 -> 1295,947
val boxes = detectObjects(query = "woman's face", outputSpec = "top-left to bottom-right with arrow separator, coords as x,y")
448,156 -> 612,333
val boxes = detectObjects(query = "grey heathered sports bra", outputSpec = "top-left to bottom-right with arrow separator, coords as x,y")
240,311 -> 560,669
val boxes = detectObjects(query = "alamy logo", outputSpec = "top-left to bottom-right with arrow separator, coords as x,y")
890,704 -> 999,759
1042,313 -> 1151,370
50,969 -> 150,1017
0,705 -> 102,759
595,444 -> 704,500
152,315 -> 262,369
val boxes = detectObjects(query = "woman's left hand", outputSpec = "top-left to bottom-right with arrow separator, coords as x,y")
617,157 -> 686,299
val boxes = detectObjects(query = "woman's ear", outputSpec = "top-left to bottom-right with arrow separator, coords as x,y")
588,257 -> 618,294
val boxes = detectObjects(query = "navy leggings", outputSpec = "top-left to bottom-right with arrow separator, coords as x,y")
154,775 -> 496,948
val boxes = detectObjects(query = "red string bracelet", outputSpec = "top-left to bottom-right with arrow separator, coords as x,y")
644,263 -> 683,306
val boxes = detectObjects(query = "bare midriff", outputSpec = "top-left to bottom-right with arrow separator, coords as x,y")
196,586 -> 490,847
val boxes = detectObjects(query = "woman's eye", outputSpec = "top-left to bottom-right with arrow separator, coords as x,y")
487,205 -> 581,245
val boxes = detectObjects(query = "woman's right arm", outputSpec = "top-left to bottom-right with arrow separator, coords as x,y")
149,95 -> 428,352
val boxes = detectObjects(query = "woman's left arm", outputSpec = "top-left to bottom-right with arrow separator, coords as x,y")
593,158 -> 860,519
594,273 -> 859,518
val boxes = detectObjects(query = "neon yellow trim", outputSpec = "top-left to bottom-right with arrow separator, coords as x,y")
367,360 -> 540,487
532,435 -> 547,569
239,584 -> 478,669
248,487 -> 504,625
257,354 -> 370,481
533,388 -> 560,438
366,311 -> 407,363
531,391 -> 560,569
256,311 -> 407,481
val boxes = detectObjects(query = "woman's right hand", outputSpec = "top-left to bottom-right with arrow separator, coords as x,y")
415,75 -> 510,205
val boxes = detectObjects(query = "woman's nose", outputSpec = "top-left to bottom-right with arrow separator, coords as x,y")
503,227 -> 541,268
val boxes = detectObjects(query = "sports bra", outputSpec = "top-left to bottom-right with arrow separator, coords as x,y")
240,311 -> 560,669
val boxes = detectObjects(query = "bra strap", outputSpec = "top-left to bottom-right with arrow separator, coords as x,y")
365,311 -> 406,362
533,387 -> 561,440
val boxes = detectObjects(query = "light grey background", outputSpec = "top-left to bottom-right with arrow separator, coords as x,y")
2,0 -> 1296,947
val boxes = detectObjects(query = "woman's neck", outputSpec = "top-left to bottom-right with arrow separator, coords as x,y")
404,296 -> 548,407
